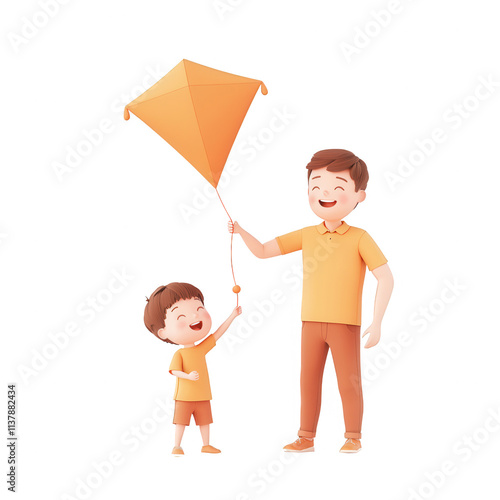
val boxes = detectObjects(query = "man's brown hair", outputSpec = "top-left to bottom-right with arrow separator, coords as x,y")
306,149 -> 368,192
144,282 -> 204,344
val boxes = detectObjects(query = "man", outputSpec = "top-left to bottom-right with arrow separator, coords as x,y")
229,149 -> 394,453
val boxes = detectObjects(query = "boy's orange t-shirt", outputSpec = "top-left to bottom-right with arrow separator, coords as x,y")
168,334 -> 216,401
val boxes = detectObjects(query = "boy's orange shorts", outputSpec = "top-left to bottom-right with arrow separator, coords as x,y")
173,400 -> 213,426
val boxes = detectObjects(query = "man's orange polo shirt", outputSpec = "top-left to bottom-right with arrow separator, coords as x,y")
276,222 -> 387,326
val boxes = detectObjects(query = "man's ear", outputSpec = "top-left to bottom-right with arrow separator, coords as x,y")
157,327 -> 168,340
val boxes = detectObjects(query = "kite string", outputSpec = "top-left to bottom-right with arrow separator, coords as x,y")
214,187 -> 239,307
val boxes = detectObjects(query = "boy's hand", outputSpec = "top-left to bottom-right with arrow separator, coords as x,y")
213,306 -> 242,341
362,323 -> 381,348
228,221 -> 242,234
187,371 -> 199,381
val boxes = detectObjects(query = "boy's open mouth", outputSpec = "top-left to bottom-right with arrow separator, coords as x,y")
189,321 -> 203,331
319,199 -> 337,208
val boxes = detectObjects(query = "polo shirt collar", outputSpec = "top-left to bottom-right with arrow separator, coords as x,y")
316,221 -> 350,235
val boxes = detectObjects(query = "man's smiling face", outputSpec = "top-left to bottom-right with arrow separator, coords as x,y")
308,167 -> 366,221
158,297 -> 212,345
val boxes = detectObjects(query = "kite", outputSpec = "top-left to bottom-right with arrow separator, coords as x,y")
124,59 -> 268,302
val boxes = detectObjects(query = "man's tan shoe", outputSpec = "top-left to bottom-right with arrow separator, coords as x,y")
283,437 -> 315,453
201,445 -> 221,454
339,438 -> 361,453
172,447 -> 184,456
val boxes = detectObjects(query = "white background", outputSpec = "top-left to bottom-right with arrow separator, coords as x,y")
2,1 -> 500,499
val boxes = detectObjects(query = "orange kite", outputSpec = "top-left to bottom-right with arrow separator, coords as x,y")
124,59 -> 267,187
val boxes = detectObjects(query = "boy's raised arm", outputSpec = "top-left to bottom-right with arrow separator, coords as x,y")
213,306 -> 242,341
229,222 -> 281,259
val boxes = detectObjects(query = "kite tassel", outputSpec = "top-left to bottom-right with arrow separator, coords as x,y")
260,82 -> 268,95
124,107 -> 130,120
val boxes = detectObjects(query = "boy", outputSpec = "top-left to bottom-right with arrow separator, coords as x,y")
144,282 -> 241,456
229,149 -> 394,453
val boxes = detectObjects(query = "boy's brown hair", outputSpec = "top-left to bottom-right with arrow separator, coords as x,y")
144,282 -> 204,344
306,149 -> 369,192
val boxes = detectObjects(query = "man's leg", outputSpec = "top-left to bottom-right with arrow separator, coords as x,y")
326,323 -> 363,440
298,321 -> 329,438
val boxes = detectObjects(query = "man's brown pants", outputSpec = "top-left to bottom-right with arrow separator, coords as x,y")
298,321 -> 363,439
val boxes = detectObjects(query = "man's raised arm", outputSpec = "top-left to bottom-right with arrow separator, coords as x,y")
228,221 -> 281,259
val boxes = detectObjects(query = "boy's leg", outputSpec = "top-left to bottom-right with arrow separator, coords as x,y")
326,323 -> 363,439
298,322 -> 329,438
200,425 -> 220,453
199,424 -> 210,446
194,402 -> 220,453
174,424 -> 186,448
173,401 -> 192,450
193,401 -> 215,447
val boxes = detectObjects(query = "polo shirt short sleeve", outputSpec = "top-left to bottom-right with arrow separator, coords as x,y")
359,232 -> 387,271
276,229 -> 302,255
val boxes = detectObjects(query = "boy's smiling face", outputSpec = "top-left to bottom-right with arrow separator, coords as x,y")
158,297 -> 212,346
308,167 -> 366,221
